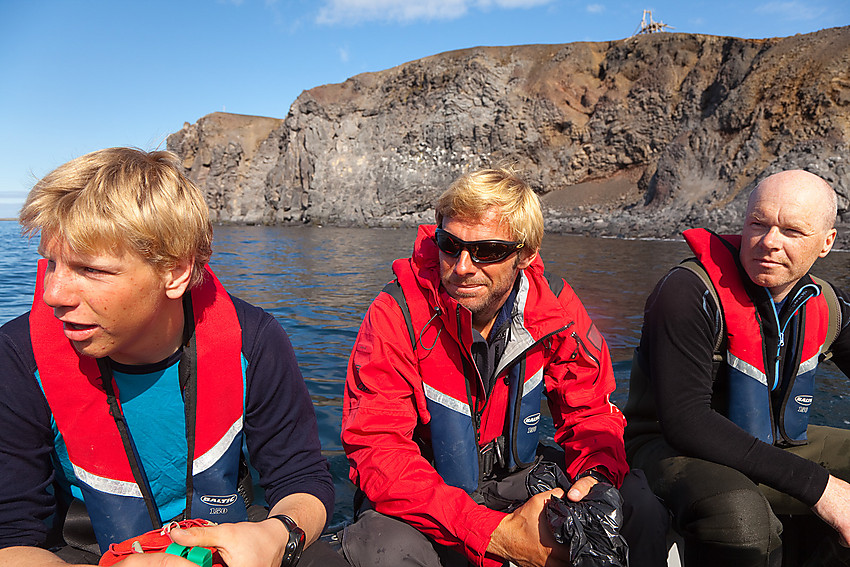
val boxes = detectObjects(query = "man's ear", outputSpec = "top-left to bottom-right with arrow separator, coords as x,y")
819,228 -> 838,258
517,248 -> 538,270
164,259 -> 193,299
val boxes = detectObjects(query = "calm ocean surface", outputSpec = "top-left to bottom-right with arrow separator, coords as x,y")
3,220 -> 849,528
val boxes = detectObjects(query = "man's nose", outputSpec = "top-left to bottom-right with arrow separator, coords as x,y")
42,266 -> 77,309
453,249 -> 478,275
761,226 -> 782,249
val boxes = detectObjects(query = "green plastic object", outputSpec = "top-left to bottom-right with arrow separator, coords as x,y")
186,546 -> 213,567
165,543 -> 189,558
164,542 -> 213,567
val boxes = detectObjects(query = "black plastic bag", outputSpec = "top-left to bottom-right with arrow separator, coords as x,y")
523,458 -> 628,566
525,459 -> 571,495
545,483 -> 628,567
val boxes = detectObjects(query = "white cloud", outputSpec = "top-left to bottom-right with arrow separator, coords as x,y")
339,46 -> 350,62
754,1 -> 825,20
316,0 -> 554,25
487,0 -> 552,7
586,3 -> 604,14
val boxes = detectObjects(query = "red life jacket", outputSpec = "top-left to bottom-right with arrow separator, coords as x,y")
30,261 -> 245,551
683,228 -> 829,445
392,258 -> 549,492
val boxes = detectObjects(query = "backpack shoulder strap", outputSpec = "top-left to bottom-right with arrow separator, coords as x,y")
382,280 -> 416,351
810,275 -> 842,360
675,259 -> 725,362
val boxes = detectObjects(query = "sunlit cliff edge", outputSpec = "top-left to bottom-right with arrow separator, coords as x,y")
168,26 -> 850,244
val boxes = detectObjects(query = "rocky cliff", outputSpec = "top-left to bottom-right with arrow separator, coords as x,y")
168,26 -> 850,244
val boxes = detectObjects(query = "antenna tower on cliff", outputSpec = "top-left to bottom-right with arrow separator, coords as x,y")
632,10 -> 673,35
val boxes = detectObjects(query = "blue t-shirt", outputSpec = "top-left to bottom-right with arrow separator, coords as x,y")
47,352 -> 239,524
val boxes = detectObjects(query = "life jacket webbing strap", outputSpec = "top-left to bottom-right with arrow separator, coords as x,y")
811,274 -> 842,360
382,281 -> 416,351
97,358 -> 162,530
676,259 -> 725,362
180,291 -> 198,519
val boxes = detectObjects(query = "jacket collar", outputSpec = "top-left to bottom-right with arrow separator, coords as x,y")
397,224 -> 570,350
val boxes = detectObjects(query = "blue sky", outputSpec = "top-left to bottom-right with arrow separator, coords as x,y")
1,0 -> 847,218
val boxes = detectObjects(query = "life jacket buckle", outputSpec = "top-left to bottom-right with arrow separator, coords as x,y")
479,436 -> 508,480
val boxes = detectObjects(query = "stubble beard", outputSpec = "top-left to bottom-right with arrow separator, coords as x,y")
455,256 -> 520,326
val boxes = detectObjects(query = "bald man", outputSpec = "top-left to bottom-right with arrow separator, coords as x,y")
624,170 -> 850,566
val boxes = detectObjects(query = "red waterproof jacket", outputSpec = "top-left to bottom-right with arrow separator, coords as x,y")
342,225 -> 628,567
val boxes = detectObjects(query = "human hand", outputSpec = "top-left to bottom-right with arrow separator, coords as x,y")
566,475 -> 599,503
166,518 -> 287,567
486,488 -> 572,567
813,475 -> 850,547
113,553 -> 196,566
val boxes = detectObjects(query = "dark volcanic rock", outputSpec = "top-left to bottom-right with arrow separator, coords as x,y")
167,27 -> 850,245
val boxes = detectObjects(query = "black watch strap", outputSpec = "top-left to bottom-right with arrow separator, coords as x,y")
574,468 -> 611,485
269,514 -> 305,567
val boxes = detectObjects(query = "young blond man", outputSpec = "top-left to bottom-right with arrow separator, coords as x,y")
0,148 -> 347,567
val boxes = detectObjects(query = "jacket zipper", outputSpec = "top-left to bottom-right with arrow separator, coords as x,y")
458,305 -> 484,444
571,329 -> 600,367
766,285 -> 818,391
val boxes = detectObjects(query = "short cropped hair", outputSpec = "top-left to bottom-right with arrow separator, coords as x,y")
435,167 -> 544,252
20,147 -> 212,288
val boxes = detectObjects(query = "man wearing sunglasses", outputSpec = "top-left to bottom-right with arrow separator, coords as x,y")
341,168 -> 668,567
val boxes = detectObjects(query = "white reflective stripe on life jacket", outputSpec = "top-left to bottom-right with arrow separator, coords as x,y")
72,464 -> 144,498
423,383 -> 472,416
797,353 -> 819,377
726,351 -> 768,387
193,416 -> 244,475
497,274 -> 534,377
524,366 -> 544,398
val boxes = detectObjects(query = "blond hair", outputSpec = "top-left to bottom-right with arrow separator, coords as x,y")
435,167 -> 544,252
20,147 -> 212,288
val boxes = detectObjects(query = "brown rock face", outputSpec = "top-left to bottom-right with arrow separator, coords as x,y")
167,27 -> 850,244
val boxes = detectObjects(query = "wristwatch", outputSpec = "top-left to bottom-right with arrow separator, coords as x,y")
269,514 -> 305,567
575,468 -> 611,485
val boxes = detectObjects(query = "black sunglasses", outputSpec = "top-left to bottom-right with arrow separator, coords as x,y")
434,228 -> 524,264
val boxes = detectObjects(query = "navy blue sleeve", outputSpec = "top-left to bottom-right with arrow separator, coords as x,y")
0,313 -> 58,549
233,297 -> 335,526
